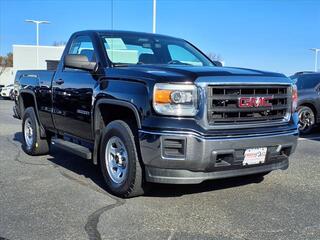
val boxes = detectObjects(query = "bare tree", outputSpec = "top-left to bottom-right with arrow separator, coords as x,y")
206,52 -> 222,62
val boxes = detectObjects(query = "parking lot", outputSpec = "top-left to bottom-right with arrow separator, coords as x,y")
0,99 -> 319,240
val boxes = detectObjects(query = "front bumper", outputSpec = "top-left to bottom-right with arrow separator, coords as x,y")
139,129 -> 298,184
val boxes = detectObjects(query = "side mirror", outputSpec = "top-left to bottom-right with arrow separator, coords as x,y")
212,60 -> 223,67
64,54 -> 96,71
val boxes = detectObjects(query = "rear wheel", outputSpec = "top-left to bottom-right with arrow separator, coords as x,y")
298,106 -> 316,134
22,107 -> 50,155
99,120 -> 145,198
9,89 -> 15,100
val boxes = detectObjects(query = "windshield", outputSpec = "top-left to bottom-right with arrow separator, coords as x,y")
101,35 -> 213,67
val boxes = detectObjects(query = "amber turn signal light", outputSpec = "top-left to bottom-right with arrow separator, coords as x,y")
154,89 -> 172,104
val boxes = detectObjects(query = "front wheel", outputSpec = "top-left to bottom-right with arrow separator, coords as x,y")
99,120 -> 146,198
297,106 -> 316,135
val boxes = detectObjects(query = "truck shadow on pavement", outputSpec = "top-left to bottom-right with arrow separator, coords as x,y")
298,126 -> 320,141
13,132 -> 265,198
147,176 -> 264,198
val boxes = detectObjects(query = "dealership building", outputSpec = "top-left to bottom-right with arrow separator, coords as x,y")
0,45 -> 65,87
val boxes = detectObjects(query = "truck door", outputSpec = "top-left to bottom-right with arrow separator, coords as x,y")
52,35 -> 97,140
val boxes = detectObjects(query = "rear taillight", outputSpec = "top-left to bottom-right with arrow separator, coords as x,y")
291,84 -> 298,112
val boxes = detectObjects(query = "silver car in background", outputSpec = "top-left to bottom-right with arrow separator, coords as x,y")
0,84 -> 15,100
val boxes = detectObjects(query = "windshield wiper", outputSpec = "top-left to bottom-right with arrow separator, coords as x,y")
112,63 -> 131,67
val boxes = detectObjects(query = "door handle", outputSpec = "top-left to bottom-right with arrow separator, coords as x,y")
54,79 -> 64,85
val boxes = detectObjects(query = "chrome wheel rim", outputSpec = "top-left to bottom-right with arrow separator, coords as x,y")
298,108 -> 315,132
105,136 -> 128,184
24,117 -> 34,148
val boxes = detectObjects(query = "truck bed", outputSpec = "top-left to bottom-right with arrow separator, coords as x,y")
15,70 -> 56,89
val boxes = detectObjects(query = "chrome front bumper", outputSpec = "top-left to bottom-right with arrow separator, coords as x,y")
139,129 -> 298,184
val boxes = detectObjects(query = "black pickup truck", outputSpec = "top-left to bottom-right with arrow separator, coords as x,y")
14,30 -> 298,197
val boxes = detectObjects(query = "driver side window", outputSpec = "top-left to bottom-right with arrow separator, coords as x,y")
69,35 -> 96,62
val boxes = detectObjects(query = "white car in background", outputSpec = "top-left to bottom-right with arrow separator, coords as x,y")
0,84 -> 15,100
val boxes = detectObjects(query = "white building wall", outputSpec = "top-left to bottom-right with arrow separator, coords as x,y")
0,45 -> 65,87
13,45 -> 65,70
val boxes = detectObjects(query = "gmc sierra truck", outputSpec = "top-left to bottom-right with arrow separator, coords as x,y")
14,30 -> 298,197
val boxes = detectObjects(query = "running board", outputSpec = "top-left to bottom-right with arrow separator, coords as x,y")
52,138 -> 92,159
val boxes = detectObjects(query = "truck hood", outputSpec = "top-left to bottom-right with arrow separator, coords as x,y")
107,65 -> 286,83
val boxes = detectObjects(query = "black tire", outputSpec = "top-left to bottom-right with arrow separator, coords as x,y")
99,120 -> 145,198
9,89 -> 15,101
22,107 -> 50,155
297,106 -> 316,135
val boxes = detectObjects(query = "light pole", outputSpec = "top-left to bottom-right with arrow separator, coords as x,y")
152,0 -> 156,33
310,48 -> 320,72
25,19 -> 50,69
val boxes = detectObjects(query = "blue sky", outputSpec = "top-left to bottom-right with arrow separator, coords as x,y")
0,0 -> 319,75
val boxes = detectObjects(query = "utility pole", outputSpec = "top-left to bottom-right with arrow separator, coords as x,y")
310,48 -> 320,72
25,19 -> 50,69
153,0 -> 156,33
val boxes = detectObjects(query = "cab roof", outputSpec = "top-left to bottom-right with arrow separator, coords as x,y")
73,30 -> 183,41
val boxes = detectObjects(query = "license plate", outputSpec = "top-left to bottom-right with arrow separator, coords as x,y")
243,147 -> 267,165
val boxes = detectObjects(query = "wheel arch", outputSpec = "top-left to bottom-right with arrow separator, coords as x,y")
19,90 -> 38,116
19,90 -> 47,138
92,98 -> 142,165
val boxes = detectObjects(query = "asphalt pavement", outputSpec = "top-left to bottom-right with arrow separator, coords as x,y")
0,99 -> 319,240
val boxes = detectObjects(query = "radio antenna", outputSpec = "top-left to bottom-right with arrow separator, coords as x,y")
111,0 -> 114,30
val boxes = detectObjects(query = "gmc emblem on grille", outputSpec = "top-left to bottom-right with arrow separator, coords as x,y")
238,97 -> 273,108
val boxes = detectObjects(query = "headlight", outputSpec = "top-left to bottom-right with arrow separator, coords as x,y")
153,83 -> 198,116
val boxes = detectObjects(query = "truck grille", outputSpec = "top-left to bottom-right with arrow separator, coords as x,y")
207,85 -> 290,125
